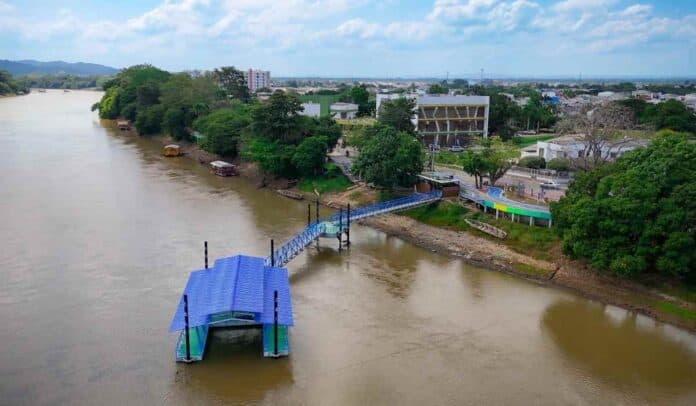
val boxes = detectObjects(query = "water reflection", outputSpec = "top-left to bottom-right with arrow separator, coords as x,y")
542,300 -> 696,391
174,329 -> 293,403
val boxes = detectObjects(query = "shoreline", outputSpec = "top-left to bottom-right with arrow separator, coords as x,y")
109,121 -> 696,333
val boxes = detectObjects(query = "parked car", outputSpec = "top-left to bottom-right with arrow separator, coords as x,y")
448,145 -> 465,153
539,180 -> 559,189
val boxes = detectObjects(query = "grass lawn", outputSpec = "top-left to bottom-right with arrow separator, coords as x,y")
298,173 -> 352,195
653,301 -> 696,321
401,200 -> 559,261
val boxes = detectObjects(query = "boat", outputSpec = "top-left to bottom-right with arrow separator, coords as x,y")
465,219 -> 507,239
276,189 -> 303,200
210,160 -> 237,177
116,120 -> 131,131
162,144 -> 181,157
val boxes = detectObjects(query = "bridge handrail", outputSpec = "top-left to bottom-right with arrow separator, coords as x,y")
265,191 -> 442,267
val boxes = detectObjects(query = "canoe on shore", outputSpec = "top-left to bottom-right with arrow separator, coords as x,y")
465,219 -> 507,239
276,189 -> 304,200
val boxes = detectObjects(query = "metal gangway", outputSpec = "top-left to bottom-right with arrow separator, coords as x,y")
265,191 -> 442,267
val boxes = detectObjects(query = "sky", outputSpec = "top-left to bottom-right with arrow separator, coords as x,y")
0,0 -> 695,78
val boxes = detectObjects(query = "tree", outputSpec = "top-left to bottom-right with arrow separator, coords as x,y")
292,136 -> 328,177
488,93 -> 521,140
214,66 -> 250,103
378,98 -> 416,135
428,83 -> 448,94
352,125 -> 424,188
195,103 -> 251,157
246,138 -> 297,179
555,104 -> 635,170
461,151 -> 487,189
249,90 -> 304,144
350,85 -> 374,116
481,137 -> 519,186
134,104 -> 166,135
551,132 -> 696,278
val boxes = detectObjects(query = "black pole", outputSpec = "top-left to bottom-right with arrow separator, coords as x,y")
307,203 -> 311,226
338,207 -> 343,252
204,241 -> 208,269
274,290 -> 279,356
270,239 -> 275,267
346,203 -> 351,246
183,294 -> 191,362
315,199 -> 320,247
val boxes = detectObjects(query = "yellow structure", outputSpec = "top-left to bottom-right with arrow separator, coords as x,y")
163,144 -> 181,157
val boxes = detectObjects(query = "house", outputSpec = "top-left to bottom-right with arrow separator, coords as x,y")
299,102 -> 321,118
535,135 -> 647,162
329,102 -> 359,120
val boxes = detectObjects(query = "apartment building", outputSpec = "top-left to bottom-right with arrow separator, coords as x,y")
247,69 -> 270,92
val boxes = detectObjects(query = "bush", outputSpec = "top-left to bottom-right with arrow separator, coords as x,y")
134,104 -> 166,135
546,158 -> 570,171
121,103 -> 137,121
518,156 -> 546,169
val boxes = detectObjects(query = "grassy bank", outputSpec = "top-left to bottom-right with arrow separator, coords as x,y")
298,169 -> 352,195
401,200 -> 558,261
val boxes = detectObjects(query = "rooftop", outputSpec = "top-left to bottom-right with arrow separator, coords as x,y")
417,95 -> 490,106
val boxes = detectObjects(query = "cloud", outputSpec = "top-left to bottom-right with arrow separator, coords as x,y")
0,0 -> 695,74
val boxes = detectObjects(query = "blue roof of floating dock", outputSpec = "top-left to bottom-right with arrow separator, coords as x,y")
169,255 -> 293,332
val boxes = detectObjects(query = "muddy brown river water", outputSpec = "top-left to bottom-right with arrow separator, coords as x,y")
1,91 -> 696,405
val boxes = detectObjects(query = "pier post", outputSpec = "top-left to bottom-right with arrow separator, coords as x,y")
496,209 -> 499,220
338,208 -> 343,252
274,290 -> 279,357
307,203 -> 311,226
183,294 -> 191,362
346,204 -> 351,246
270,239 -> 275,267
315,200 -> 320,247
204,241 -> 208,269
529,216 -> 533,226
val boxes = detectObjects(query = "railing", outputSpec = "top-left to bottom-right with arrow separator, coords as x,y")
265,191 -> 442,267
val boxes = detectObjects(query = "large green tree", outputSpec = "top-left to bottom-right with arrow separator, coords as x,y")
249,90 -> 305,144
292,136 -> 328,177
378,98 -> 416,135
195,103 -> 251,157
551,131 -> 696,278
352,125 -> 424,188
214,66 -> 250,103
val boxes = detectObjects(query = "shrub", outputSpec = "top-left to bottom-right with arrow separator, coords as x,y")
518,156 -> 546,169
546,158 -> 570,171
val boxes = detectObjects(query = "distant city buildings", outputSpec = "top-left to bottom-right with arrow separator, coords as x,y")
376,93 -> 490,146
247,69 -> 270,92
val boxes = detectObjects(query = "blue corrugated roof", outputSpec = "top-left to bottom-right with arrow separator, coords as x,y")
169,255 -> 293,332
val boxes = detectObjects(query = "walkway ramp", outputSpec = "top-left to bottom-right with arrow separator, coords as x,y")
266,191 -> 442,267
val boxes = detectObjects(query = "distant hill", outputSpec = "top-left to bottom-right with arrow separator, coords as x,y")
0,60 -> 119,76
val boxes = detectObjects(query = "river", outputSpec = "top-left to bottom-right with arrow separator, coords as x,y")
1,90 -> 695,405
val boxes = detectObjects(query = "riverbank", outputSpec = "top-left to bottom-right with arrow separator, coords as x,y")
113,123 -> 696,333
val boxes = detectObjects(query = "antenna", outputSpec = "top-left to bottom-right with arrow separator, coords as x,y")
480,68 -> 484,83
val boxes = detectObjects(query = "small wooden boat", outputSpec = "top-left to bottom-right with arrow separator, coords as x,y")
116,120 -> 131,131
162,144 -> 181,157
210,160 -> 237,177
465,219 -> 507,239
276,189 -> 303,200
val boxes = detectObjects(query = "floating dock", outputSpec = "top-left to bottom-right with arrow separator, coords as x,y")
169,191 -> 443,362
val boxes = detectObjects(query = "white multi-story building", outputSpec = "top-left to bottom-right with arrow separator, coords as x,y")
247,69 -> 270,92
376,93 -> 490,146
